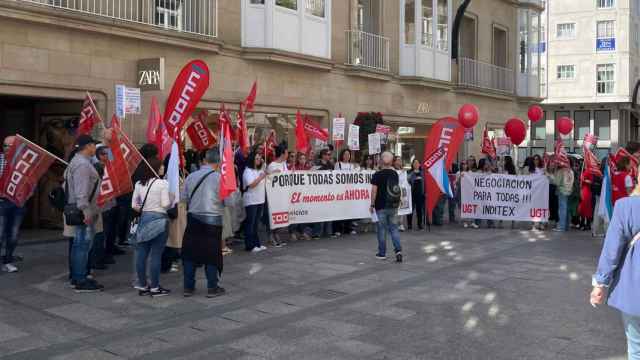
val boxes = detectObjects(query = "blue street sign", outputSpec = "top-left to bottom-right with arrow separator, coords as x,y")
596,38 -> 615,51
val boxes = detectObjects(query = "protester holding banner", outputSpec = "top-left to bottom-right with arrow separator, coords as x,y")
293,153 -> 311,171
66,135 -> 104,292
242,151 -> 268,252
265,142 -> 289,246
333,149 -> 358,236
407,159 -> 425,231
371,151 -> 403,262
361,155 -> 377,171
0,136 -> 25,273
472,159 -> 496,229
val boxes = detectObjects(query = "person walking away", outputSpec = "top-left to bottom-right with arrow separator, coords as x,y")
132,157 -> 171,296
550,159 -> 575,232
407,159 -> 425,230
370,152 -> 403,263
0,136 -> 26,273
334,149 -> 358,236
66,135 -> 104,292
265,142 -> 289,246
181,149 -> 226,298
243,151 -> 267,252
590,180 -> 640,359
311,148 -> 334,239
612,156 -> 634,206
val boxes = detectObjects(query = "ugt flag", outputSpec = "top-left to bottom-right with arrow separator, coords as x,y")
423,146 -> 454,199
0,135 -> 56,207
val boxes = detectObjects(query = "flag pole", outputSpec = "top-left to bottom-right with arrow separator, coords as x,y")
16,134 -> 69,166
114,126 -> 160,178
86,91 -> 104,124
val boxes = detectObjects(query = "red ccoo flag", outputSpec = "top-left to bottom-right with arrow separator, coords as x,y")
97,131 -> 133,206
237,103 -> 250,155
146,96 -> 162,143
0,135 -> 56,207
244,81 -> 258,113
303,115 -> 329,142
186,115 -> 215,151
295,110 -> 309,154
264,130 -> 277,161
554,138 -> 570,168
163,60 -> 210,138
78,93 -> 101,136
481,128 -> 497,159
219,108 -> 237,200
112,116 -> 143,175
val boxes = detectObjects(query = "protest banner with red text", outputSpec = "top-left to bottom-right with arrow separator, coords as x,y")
461,173 -> 549,222
265,171 -> 374,229
0,136 -> 56,207
163,60 -> 210,137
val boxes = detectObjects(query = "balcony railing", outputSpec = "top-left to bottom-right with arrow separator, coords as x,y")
345,30 -> 390,72
458,57 -> 514,94
17,0 -> 217,38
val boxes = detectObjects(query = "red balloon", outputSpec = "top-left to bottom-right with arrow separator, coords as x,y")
458,104 -> 479,128
557,116 -> 573,135
504,118 -> 527,146
528,105 -> 543,123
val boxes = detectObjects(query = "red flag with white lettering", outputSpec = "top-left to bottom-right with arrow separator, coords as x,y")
162,60 -> 210,137
186,117 -> 215,151
303,115 -> 329,142
583,146 -> 603,178
481,128 -> 497,159
97,131 -> 133,206
237,103 -> 250,155
112,116 -> 143,175
78,93 -> 101,136
554,138 -> 570,168
0,135 -> 56,207
219,110 -> 237,200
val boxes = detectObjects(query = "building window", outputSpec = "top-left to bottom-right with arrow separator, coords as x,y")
556,65 -> 576,80
155,0 -> 182,30
493,26 -> 508,68
276,0 -> 297,10
305,0 -> 324,17
594,110 -> 611,140
557,23 -> 576,39
597,0 -> 614,9
597,20 -> 615,39
405,0 -> 415,44
250,0 -> 265,4
421,2 -> 433,47
436,0 -> 448,51
574,110 -> 590,140
596,64 -> 615,94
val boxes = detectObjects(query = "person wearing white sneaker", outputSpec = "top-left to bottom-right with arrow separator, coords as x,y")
2,263 -> 17,273
242,151 -> 267,252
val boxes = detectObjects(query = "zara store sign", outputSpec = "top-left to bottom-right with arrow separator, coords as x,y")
137,58 -> 165,91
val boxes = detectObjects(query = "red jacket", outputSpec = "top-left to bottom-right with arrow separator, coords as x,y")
611,170 -> 632,204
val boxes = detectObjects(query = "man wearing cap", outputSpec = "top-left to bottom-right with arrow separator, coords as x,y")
0,136 -> 26,273
65,134 -> 104,292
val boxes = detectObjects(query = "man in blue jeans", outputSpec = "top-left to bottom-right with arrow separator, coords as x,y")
370,151 -> 402,263
0,136 -> 25,273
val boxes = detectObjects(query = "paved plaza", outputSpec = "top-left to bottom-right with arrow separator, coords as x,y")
0,226 -> 628,360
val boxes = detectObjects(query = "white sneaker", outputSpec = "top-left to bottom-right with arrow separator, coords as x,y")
259,245 -> 267,250
251,247 -> 263,253
350,230 -> 357,235
463,223 -> 469,228
3,263 -> 17,273
471,223 -> 480,229
399,225 -> 405,232
170,263 -> 180,273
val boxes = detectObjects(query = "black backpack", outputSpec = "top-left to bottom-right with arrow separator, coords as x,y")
385,173 -> 402,209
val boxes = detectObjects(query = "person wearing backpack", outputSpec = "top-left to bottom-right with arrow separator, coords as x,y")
591,179 -> 640,360
181,149 -> 226,298
370,151 -> 403,263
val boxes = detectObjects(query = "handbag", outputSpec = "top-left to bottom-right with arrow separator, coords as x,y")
63,172 -> 99,226
128,179 -> 157,244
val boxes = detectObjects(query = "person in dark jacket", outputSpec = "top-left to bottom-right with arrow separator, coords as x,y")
406,159 -> 425,230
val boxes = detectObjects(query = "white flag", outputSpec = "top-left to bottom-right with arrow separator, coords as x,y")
165,140 -> 180,206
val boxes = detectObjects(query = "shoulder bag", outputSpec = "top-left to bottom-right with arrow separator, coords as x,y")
63,169 -> 99,226
187,171 -> 215,210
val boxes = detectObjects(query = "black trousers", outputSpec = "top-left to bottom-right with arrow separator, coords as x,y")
116,194 -> 132,244
407,195 -> 425,229
102,207 -> 118,254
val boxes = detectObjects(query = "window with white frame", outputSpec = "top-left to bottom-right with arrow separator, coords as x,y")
597,0 -> 614,9
276,0 -> 297,10
155,0 -> 182,30
557,65 -> 575,80
596,20 -> 615,39
305,0 -> 325,17
421,2 -> 433,47
436,0 -> 448,52
596,64 -> 615,94
557,23 -> 575,39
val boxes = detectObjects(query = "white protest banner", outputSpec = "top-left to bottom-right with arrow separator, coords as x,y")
332,118 -> 345,141
368,133 -> 381,154
348,124 -> 360,151
115,84 -> 125,119
265,171 -> 374,229
496,137 -> 512,156
125,87 -> 141,115
397,170 -> 413,216
461,173 -> 549,222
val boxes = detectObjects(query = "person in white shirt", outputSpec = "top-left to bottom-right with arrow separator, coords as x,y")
131,157 -> 172,297
243,152 -> 267,252
333,149 -> 358,236
265,142 -> 288,247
